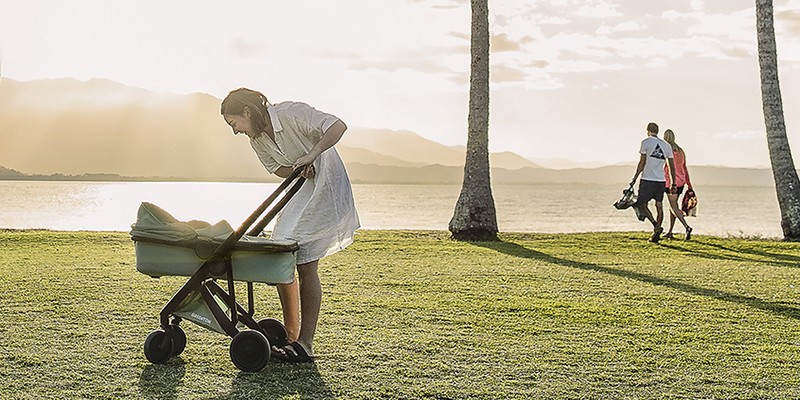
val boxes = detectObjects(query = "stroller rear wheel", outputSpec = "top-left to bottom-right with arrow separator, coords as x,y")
230,330 -> 270,372
165,325 -> 186,357
257,318 -> 289,348
144,330 -> 174,364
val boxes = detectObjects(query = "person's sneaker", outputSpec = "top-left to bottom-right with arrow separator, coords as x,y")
685,227 -> 693,241
664,232 -> 674,239
650,226 -> 663,243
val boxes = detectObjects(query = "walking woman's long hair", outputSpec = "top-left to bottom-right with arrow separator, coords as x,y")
663,129 -> 682,153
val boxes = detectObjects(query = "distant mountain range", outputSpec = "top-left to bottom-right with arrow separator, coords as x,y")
0,77 -> 779,186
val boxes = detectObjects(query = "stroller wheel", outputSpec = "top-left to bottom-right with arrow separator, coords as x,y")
144,330 -> 174,364
166,325 -> 186,357
230,330 -> 270,372
258,318 -> 289,348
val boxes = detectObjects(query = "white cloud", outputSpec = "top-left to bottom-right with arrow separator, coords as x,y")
596,21 -> 644,35
227,37 -> 270,59
536,15 -> 571,25
663,7 -> 755,45
711,130 -> 763,140
576,0 -> 622,18
646,57 -> 668,68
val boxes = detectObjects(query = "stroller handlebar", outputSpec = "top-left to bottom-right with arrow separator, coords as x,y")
209,168 -> 306,260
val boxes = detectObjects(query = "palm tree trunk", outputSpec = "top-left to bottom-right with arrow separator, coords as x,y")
756,0 -> 800,240
449,0 -> 498,241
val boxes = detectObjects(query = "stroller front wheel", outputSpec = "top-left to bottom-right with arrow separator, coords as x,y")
230,330 -> 270,372
165,325 -> 187,357
144,330 -> 174,364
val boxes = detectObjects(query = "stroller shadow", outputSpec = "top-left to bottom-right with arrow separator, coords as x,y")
138,358 -> 186,400
471,239 -> 800,321
213,362 -> 335,400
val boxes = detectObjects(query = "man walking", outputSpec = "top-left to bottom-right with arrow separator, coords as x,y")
630,122 -> 676,243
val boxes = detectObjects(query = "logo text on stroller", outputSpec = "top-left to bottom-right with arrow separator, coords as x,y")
191,312 -> 213,325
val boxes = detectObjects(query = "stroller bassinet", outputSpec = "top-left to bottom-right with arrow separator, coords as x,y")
132,202 -> 298,284
132,171 -> 306,372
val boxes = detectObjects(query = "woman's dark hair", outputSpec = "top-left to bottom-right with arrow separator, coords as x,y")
220,88 -> 270,135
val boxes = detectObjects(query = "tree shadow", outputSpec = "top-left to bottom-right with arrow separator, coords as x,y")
471,240 -> 800,321
138,358 -> 186,400
212,362 -> 335,400
656,240 -> 800,269
692,240 -> 800,266
657,242 -> 771,264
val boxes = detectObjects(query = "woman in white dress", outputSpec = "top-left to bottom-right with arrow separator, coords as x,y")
221,88 -> 360,362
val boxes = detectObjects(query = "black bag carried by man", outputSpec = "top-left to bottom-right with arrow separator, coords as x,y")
613,184 -> 637,210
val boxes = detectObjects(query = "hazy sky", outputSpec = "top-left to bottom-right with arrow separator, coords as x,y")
2,0 -> 799,168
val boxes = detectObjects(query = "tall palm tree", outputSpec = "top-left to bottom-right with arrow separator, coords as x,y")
449,0 -> 498,241
756,0 -> 800,240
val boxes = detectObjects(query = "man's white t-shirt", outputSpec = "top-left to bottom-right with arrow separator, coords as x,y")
640,135 -> 673,182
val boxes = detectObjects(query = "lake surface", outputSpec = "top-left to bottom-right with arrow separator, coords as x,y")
0,181 -> 784,239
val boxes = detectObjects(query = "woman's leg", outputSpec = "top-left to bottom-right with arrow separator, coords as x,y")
666,194 -> 678,235
276,280 -> 300,342
296,260 -> 321,356
667,193 -> 691,231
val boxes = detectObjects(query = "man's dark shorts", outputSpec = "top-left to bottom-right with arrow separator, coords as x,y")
636,179 -> 666,204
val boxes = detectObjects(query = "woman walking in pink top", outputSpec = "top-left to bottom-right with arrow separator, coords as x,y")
663,129 -> 693,240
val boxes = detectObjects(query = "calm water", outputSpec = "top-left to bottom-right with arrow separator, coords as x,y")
0,181 -> 784,238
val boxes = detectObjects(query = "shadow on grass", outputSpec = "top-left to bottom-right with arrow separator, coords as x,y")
654,240 -> 800,269
213,362 -> 335,400
472,239 -> 800,321
138,358 -> 186,400
138,358 -> 334,399
657,242 -> 775,266
693,240 -> 800,267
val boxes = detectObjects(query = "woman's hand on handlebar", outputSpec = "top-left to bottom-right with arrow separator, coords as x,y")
293,154 -> 317,179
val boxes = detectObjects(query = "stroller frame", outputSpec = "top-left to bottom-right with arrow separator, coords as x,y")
138,170 -> 306,372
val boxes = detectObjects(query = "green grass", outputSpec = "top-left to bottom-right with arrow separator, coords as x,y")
1,229 -> 799,399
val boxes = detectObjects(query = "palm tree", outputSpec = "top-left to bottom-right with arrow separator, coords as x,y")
449,0 -> 498,241
756,0 -> 800,240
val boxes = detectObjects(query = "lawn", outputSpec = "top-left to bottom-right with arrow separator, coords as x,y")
0,230 -> 799,399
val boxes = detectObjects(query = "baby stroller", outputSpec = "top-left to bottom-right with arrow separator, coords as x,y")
131,170 -> 305,372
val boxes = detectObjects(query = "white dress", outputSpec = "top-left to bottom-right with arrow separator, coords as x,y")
249,101 -> 360,264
